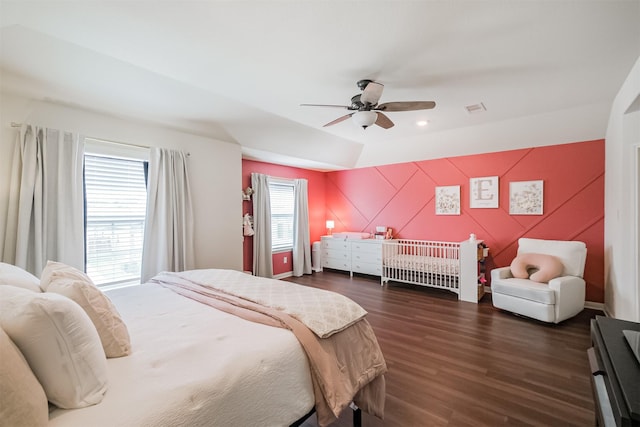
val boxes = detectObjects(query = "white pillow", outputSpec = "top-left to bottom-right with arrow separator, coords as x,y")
0,286 -> 108,409
0,327 -> 48,427
42,261 -> 131,358
0,262 -> 42,292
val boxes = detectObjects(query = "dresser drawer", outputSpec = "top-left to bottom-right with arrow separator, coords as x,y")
321,236 -> 384,277
351,240 -> 383,254
351,250 -> 381,264
322,249 -> 350,261
322,238 -> 350,251
322,257 -> 351,271
352,261 -> 382,276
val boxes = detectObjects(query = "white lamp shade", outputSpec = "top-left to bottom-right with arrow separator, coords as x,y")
326,220 -> 335,229
352,111 -> 377,129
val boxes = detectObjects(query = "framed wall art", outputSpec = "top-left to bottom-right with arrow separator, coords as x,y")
509,180 -> 544,215
470,176 -> 499,208
435,185 -> 460,215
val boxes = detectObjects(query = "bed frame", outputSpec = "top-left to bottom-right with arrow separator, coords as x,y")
291,406 -> 362,427
381,238 -> 481,303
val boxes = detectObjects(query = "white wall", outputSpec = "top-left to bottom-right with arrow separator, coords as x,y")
0,93 -> 243,273
604,55 -> 640,322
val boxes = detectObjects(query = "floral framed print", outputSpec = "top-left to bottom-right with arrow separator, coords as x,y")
470,176 -> 499,208
510,180 -> 544,215
435,185 -> 460,215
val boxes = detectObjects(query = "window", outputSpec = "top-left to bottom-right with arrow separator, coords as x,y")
269,180 -> 294,251
84,154 -> 147,287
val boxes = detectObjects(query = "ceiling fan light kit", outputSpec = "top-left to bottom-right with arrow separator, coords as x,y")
352,111 -> 378,129
302,79 -> 436,130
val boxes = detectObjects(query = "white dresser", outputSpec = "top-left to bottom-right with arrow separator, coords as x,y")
320,236 -> 351,272
320,236 -> 383,277
350,239 -> 384,276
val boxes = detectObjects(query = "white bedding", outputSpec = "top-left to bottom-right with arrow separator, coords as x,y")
48,283 -> 315,427
164,269 -> 367,338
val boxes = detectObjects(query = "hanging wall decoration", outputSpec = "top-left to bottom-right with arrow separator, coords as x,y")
435,185 -> 461,215
470,176 -> 499,208
510,180 -> 544,215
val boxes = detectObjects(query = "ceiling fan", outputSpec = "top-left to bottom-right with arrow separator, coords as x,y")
301,79 -> 436,129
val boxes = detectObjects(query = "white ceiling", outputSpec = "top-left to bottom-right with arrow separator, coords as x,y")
1,1 -> 639,170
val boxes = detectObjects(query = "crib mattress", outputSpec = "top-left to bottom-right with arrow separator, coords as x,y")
383,254 -> 460,276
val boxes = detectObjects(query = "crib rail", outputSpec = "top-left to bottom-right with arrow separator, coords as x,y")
381,239 -> 462,294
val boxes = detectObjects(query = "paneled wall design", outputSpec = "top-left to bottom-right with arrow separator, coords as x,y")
325,140 -> 605,302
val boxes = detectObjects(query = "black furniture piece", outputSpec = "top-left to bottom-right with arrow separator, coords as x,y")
588,315 -> 640,426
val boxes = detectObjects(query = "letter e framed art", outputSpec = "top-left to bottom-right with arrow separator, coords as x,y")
470,176 -> 499,208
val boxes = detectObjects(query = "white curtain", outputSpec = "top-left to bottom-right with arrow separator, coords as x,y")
2,125 -> 84,276
292,178 -> 312,276
251,173 -> 273,278
141,148 -> 194,282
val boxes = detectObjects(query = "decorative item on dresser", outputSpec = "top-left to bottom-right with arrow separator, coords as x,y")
588,315 -> 640,427
325,220 -> 335,236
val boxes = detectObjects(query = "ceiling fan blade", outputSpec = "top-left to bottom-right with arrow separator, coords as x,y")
377,101 -> 436,112
375,112 -> 394,129
360,81 -> 384,105
323,113 -> 353,127
300,103 -> 351,109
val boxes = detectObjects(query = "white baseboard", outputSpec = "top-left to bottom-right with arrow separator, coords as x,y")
273,271 -> 293,280
585,301 -> 605,313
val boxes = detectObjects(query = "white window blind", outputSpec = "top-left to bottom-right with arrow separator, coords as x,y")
84,155 -> 147,287
269,181 -> 294,251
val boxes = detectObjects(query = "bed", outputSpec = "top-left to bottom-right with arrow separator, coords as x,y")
381,238 -> 482,303
0,264 -> 386,427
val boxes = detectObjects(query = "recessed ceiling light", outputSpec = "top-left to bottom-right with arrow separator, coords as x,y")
416,120 -> 428,127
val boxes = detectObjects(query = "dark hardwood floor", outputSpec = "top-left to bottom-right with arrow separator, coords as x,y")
284,270 -> 600,427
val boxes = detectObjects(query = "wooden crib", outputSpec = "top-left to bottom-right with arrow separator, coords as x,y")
381,238 -> 482,303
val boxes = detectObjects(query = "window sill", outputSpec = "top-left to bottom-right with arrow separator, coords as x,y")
99,281 -> 141,292
272,248 -> 293,254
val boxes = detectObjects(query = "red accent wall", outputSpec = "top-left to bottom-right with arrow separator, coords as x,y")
241,140 -> 604,303
325,139 -> 605,302
242,160 -> 326,275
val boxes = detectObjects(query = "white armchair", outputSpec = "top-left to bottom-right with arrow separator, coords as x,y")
491,238 -> 587,324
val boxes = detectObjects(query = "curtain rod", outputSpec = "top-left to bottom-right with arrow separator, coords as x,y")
9,123 -> 190,156
90,137 -> 190,157
88,136 -> 151,151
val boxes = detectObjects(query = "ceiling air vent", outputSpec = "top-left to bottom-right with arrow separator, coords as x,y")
465,103 -> 486,114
